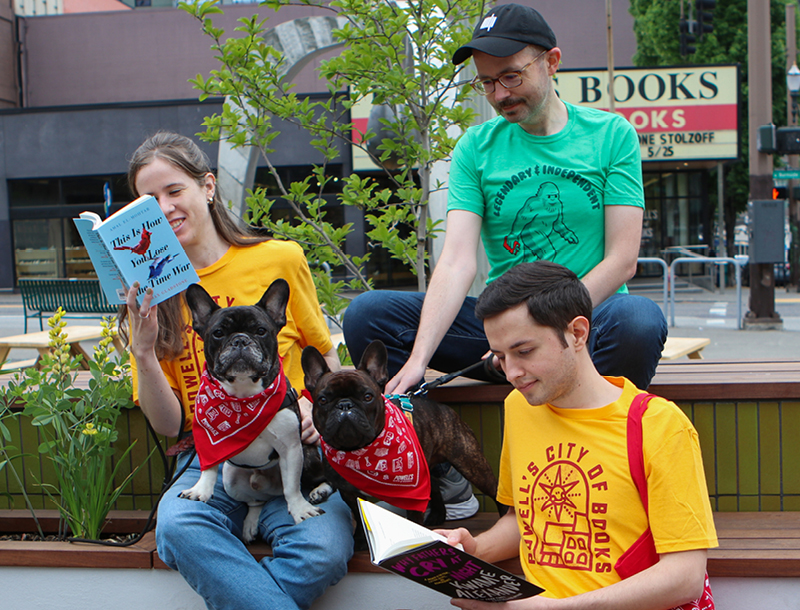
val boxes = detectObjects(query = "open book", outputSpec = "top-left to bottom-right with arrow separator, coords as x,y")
358,499 -> 544,602
73,194 -> 199,306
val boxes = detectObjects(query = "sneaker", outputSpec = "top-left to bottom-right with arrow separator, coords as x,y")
375,464 -> 480,521
437,463 -> 479,520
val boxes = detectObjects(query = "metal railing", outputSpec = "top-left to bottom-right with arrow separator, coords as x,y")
636,257 -> 669,315
637,256 -> 745,329
668,256 -> 744,329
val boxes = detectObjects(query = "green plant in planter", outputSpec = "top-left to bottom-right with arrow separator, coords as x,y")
2,309 -> 149,540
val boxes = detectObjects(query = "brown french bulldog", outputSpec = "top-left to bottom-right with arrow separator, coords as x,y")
302,339 -> 502,544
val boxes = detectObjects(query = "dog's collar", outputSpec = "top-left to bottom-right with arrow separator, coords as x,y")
227,450 -> 279,470
386,394 -> 414,425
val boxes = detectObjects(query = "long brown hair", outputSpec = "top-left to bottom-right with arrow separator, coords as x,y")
118,131 -> 268,360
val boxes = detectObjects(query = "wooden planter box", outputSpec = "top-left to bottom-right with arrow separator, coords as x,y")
0,509 -> 156,568
0,509 -> 450,610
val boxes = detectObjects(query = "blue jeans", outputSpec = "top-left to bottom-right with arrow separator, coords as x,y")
343,291 -> 667,390
156,452 -> 354,610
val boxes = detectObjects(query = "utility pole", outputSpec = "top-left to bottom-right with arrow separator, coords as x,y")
745,0 -> 783,328
606,0 -> 615,114
717,161 -> 725,289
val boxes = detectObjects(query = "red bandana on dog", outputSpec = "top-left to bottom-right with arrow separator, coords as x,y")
193,364 -> 287,470
320,397 -> 431,512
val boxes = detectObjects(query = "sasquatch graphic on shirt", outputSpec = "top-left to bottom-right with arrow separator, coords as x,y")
503,182 -> 579,260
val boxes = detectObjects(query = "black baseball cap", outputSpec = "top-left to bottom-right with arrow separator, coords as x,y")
453,4 -> 557,65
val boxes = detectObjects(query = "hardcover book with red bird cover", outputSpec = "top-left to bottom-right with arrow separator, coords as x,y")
73,194 -> 199,306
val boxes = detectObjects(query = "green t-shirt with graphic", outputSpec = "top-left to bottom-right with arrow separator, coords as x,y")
448,101 -> 643,288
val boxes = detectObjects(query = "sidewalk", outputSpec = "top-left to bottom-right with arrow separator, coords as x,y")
628,280 -> 800,360
2,282 -> 800,365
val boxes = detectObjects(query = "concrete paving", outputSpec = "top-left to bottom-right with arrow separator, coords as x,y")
2,280 -> 800,365
629,280 -> 800,361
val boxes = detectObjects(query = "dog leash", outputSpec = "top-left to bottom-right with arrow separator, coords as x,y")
407,359 -> 487,397
386,359 -> 491,436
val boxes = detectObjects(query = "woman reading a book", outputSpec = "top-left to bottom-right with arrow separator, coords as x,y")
120,131 -> 353,610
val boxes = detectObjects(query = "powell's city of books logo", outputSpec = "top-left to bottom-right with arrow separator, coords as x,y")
520,445 -> 612,574
480,14 -> 497,31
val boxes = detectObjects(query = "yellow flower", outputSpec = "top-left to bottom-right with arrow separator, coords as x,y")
81,423 -> 98,436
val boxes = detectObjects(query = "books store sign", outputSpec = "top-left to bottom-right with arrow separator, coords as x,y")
556,64 -> 739,162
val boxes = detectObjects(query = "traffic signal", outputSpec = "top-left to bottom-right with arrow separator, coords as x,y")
696,0 -> 715,39
756,125 -> 800,154
679,18 -> 696,56
774,185 -> 788,200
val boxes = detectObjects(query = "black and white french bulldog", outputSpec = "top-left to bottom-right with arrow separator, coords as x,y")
180,280 -> 329,542
302,339 -> 502,538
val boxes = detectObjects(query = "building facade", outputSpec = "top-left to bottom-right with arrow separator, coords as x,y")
0,0 -> 731,291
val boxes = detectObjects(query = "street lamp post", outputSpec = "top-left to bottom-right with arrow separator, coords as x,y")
788,63 -> 800,122
787,61 -> 800,289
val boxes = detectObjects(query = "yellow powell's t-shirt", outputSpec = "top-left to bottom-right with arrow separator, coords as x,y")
132,240 -> 332,432
497,376 -> 717,598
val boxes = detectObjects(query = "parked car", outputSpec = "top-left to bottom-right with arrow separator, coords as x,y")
775,261 -> 790,286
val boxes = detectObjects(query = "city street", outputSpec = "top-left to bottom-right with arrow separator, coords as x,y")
3,282 -> 800,366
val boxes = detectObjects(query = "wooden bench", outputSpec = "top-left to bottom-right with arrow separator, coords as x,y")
426,358 -> 800,404
18,278 -> 118,333
4,358 -> 800,513
426,358 -> 800,513
5,508 -> 800,567
157,510 -> 800,577
648,358 -> 800,401
0,325 -> 125,371
3,358 -> 800,609
0,358 -> 39,373
0,508 -> 773,579
660,336 -> 710,360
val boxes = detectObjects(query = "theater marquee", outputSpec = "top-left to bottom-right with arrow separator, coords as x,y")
555,64 -> 740,163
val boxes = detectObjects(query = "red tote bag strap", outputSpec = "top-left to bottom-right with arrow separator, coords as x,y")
627,393 -> 656,516
623,393 -> 715,610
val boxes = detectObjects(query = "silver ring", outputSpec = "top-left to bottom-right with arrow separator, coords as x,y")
140,311 -> 150,319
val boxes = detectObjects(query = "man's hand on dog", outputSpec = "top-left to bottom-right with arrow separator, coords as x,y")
298,397 -> 321,445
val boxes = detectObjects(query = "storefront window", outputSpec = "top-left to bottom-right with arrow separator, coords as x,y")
9,175 -> 127,283
642,170 -> 710,255
13,219 -> 62,279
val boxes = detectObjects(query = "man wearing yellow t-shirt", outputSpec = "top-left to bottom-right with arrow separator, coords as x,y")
440,261 -> 717,609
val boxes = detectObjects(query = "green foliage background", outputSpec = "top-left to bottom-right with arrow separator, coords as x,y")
181,0 -> 487,324
630,0 -> 796,253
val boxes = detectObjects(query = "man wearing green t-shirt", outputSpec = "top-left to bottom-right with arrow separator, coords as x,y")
344,4 -> 667,400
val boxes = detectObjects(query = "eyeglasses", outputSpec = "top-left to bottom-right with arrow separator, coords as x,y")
469,50 -> 548,95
